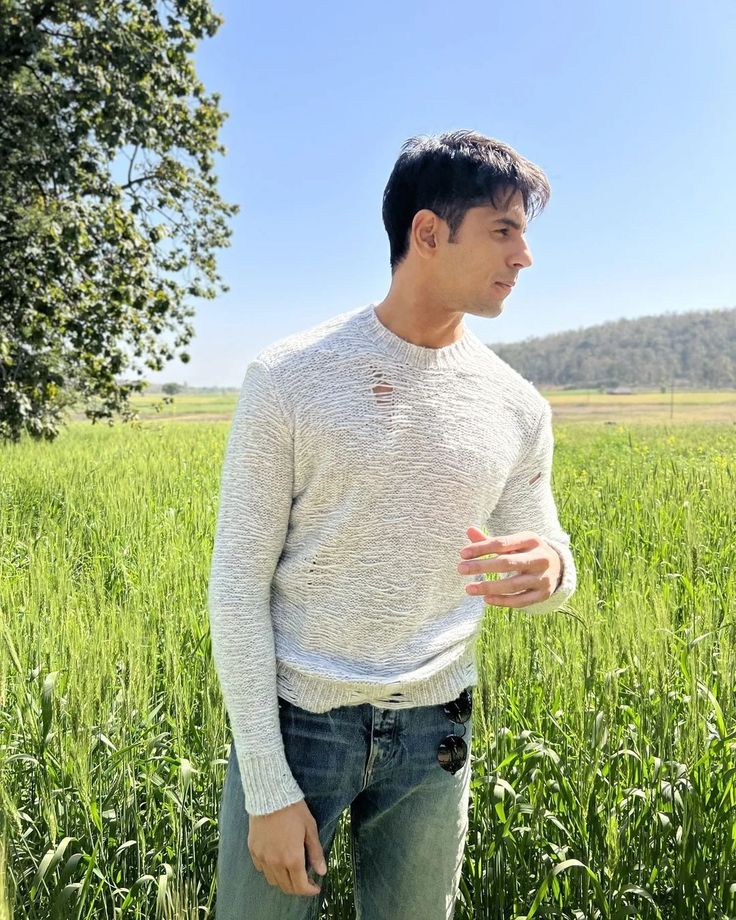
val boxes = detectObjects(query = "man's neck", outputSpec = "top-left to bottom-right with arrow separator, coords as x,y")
372,292 -> 466,350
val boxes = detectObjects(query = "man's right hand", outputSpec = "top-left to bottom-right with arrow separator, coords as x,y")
248,798 -> 327,897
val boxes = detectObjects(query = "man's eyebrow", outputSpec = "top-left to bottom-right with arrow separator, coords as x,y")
493,216 -> 528,233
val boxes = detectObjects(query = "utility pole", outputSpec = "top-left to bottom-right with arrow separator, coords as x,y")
670,376 -> 674,421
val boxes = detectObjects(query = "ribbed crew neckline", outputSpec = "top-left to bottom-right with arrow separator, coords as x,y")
356,302 -> 479,369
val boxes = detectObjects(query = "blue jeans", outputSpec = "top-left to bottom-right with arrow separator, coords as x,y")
215,687 -> 474,919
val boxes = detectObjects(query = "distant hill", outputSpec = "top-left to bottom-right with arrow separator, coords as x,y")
147,306 -> 736,393
486,306 -> 736,390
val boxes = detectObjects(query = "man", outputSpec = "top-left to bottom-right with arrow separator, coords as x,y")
209,129 -> 577,919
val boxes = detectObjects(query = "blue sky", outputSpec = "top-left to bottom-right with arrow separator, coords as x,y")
148,0 -> 735,387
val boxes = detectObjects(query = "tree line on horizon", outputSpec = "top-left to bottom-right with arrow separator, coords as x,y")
488,306 -> 736,390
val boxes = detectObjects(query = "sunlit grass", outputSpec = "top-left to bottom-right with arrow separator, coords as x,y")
1,413 -> 735,918
66,388 -> 736,425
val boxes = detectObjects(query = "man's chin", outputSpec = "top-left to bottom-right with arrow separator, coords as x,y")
465,298 -> 504,318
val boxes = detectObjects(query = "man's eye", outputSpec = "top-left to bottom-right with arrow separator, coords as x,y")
496,229 -> 509,236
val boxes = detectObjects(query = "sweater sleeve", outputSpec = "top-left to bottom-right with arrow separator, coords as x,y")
208,358 -> 305,816
484,399 -> 577,616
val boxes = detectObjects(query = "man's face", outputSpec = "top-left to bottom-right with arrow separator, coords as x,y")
430,189 -> 533,318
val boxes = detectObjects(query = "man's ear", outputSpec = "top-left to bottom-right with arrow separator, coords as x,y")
412,209 -> 439,260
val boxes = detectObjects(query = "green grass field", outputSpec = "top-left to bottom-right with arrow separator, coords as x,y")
1,397 -> 735,918
78,387 -> 736,426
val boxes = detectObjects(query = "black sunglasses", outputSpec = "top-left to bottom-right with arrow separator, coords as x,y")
437,686 -> 473,775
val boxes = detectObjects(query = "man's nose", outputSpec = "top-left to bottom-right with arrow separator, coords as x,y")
511,240 -> 533,270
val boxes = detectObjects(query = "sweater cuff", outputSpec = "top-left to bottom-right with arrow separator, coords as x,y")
545,538 -> 577,603
238,749 -> 306,817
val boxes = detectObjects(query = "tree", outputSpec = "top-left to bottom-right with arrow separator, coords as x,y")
0,0 -> 239,442
161,381 -> 181,394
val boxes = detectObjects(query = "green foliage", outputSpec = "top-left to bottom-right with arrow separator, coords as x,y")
1,416 -> 735,917
490,307 -> 736,390
0,0 -> 239,443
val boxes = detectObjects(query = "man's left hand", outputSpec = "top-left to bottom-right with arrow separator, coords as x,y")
456,525 -> 563,609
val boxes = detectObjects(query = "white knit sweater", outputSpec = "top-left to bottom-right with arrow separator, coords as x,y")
208,302 -> 577,815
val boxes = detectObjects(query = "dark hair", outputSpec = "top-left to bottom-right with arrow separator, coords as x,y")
381,129 -> 551,273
